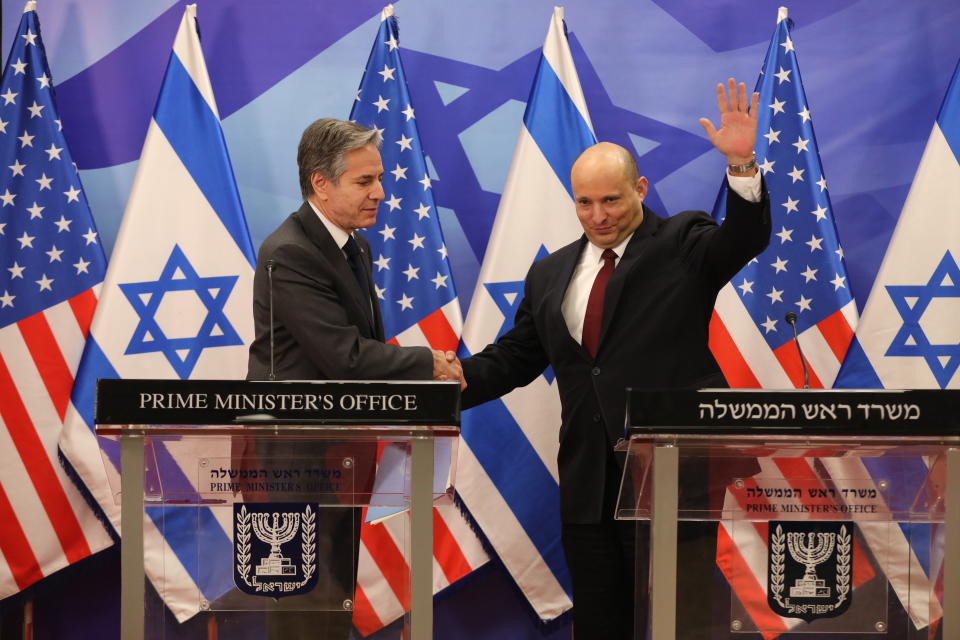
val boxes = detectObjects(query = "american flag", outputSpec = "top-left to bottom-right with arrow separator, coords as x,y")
709,6 -> 858,389
348,6 -> 487,635
0,1 -> 113,598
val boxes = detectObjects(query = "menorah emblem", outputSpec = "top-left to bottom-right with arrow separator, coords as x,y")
252,511 -> 301,576
786,530 -> 836,598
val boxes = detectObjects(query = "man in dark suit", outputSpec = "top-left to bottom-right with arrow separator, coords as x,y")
245,118 -> 461,637
459,79 -> 771,638
248,118 -> 459,382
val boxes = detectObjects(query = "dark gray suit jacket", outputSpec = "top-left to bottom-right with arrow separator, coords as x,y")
462,186 -> 771,523
247,202 -> 432,381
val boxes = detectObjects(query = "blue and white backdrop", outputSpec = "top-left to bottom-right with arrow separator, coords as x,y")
2,0 -> 959,638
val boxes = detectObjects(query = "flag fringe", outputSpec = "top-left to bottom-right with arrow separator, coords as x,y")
57,447 -> 119,545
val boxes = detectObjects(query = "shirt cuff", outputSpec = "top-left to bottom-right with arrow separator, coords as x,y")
726,170 -> 762,203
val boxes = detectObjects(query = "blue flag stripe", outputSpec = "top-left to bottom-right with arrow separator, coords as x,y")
936,61 -> 960,162
523,57 -> 595,198
146,444 -> 234,598
461,399 -> 573,596
153,53 -> 255,268
69,335 -> 233,597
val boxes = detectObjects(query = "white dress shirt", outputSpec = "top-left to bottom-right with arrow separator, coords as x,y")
561,171 -> 762,344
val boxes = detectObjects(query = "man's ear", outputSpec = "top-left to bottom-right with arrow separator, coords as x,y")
311,171 -> 328,201
635,176 -> 649,201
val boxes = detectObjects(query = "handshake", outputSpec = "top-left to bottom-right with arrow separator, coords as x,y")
432,349 -> 467,390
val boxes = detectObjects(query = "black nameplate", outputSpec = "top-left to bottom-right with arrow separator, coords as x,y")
627,388 -> 960,435
96,379 -> 460,425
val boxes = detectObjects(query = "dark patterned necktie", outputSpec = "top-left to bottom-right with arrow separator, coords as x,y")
344,235 -> 373,323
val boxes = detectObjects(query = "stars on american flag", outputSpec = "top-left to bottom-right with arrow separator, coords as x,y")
351,11 -> 458,334
0,19 -> 104,322
725,23 -> 854,348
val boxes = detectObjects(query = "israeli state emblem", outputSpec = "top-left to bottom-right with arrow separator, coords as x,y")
234,503 -> 318,597
767,522 -> 853,621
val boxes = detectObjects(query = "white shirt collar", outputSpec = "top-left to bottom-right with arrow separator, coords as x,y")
583,230 -> 634,264
307,199 -> 351,250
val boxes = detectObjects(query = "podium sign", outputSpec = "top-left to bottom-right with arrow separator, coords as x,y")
95,379 -> 460,640
618,389 -> 959,639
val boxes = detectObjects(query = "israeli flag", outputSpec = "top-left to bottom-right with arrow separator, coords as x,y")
456,7 -> 595,621
59,4 -> 255,621
836,58 -> 960,390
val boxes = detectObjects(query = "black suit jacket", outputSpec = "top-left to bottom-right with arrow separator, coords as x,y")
247,202 -> 431,381
462,186 -> 771,523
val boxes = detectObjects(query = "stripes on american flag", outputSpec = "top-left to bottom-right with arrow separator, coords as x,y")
348,6 -> 487,635
0,1 -> 113,598
709,7 -> 857,390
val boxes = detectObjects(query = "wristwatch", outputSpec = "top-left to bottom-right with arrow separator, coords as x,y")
728,155 -> 757,174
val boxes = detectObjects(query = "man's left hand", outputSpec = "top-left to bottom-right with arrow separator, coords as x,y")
698,77 -> 759,167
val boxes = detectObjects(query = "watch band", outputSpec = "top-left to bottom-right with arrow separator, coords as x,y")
728,156 -> 757,174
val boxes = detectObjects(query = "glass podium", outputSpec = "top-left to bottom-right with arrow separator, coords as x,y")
617,388 -> 960,640
94,379 -> 460,640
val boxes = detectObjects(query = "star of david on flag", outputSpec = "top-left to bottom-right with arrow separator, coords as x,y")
346,6 -> 487,636
837,56 -> 960,390
0,0 -> 114,599
58,3 -> 256,622
709,6 -> 858,389
118,245 -> 243,378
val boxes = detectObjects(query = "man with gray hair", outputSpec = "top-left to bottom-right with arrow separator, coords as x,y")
248,117 -> 460,382
245,118 -> 460,637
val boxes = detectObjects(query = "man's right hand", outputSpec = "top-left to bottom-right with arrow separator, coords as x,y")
433,349 -> 467,390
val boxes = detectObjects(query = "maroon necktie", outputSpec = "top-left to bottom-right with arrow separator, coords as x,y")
582,248 -> 617,358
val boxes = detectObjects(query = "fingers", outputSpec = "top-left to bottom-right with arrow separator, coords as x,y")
698,117 -> 717,142
737,80 -> 747,113
715,82 -> 727,115
432,348 -> 464,383
749,91 -> 760,118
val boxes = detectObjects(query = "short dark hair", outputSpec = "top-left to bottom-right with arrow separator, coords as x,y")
297,118 -> 383,199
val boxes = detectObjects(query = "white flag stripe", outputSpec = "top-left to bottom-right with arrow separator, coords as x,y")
2,327 -> 70,468
357,539 -> 404,623
171,5 -> 219,118
0,545 -> 18,598
458,441 -> 571,617
540,8 -> 593,131
799,320 -> 841,382
44,299 -> 88,372
143,513 -> 202,620
0,410 -> 66,568
435,504 -> 488,568
714,284 -> 793,387
819,457 -> 939,628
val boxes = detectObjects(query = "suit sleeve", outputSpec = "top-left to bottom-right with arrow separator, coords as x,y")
269,240 -> 432,380
681,178 -> 771,289
461,264 -> 551,409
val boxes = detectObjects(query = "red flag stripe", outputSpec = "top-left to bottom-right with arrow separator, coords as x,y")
0,477 -> 43,590
418,308 -> 459,353
18,312 -> 74,421
772,341 -> 824,388
0,354 -> 90,564
68,288 -> 99,338
352,581 -> 385,637
816,308 -> 855,363
709,311 -> 761,387
360,522 -> 410,610
432,509 -> 473,583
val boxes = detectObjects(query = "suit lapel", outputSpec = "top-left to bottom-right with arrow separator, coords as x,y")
549,237 -> 593,358
293,203 -> 377,338
598,205 -> 659,349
